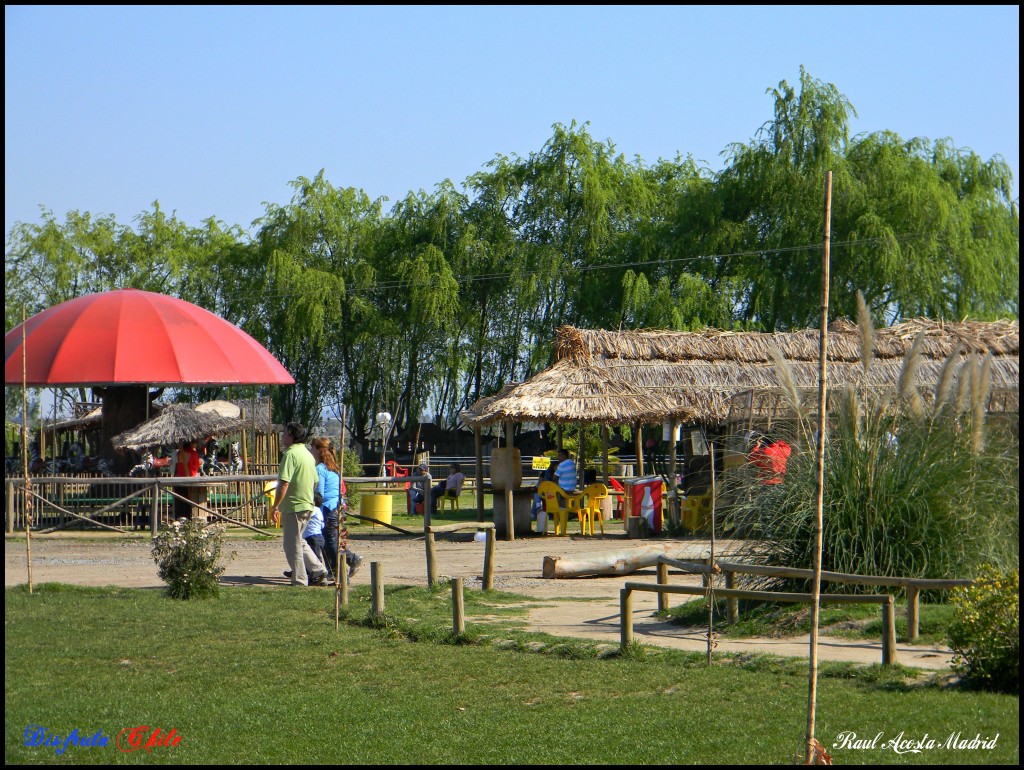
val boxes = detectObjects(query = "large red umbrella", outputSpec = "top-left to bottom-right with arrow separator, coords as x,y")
5,288 -> 294,386
6,288 -> 294,470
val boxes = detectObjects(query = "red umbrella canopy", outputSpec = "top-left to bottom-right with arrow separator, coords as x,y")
5,288 -> 295,386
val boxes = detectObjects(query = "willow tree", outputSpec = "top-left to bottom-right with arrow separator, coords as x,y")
373,185 -> 461,434
838,133 -> 1019,322
253,171 -> 386,431
679,67 -> 1019,330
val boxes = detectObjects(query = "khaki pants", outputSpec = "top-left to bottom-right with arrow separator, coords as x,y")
282,511 -> 325,585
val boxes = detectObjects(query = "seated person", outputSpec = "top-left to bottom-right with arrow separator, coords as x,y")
748,432 -> 792,485
408,460 -> 431,513
430,462 -> 465,514
554,449 -> 577,499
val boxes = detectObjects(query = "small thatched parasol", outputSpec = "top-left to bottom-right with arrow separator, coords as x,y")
196,399 -> 242,419
113,404 -> 248,451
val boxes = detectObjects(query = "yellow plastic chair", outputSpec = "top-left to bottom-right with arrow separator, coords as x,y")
537,481 -> 569,536
581,483 -> 609,535
561,489 -> 585,533
438,491 -> 460,513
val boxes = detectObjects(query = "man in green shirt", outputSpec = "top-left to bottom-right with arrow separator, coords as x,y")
270,422 -> 327,586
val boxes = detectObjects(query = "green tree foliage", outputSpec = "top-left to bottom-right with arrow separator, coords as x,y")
6,69 -> 1018,439
252,170 -> 385,434
682,67 -> 1019,329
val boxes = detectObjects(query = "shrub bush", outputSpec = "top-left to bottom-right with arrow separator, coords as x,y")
341,448 -> 363,512
722,303 -> 1019,584
151,518 -> 229,600
948,566 -> 1019,693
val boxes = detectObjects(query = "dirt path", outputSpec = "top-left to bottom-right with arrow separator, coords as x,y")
4,530 -> 953,670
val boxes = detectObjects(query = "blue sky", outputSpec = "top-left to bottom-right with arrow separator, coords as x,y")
5,5 -> 1020,241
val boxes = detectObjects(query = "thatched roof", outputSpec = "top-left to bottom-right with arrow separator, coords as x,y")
196,399 -> 242,419
113,404 -> 248,451
461,319 -> 1019,427
459,363 -> 681,426
557,319 -> 1019,365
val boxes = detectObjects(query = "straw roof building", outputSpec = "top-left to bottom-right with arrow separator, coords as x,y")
113,404 -> 248,451
461,319 -> 1019,427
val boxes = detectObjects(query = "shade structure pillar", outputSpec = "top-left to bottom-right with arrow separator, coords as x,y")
474,427 -> 484,523
601,425 -> 610,485
634,421 -> 644,477
668,418 -> 679,527
503,419 -> 514,542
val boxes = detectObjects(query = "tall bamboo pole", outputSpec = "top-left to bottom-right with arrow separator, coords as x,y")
707,440 -> 716,665
805,171 -> 832,762
335,405 -> 348,629
22,306 -> 33,593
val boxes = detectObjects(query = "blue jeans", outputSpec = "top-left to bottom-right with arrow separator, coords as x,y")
322,508 -> 360,576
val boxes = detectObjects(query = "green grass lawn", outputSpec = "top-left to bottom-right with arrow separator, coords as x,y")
5,584 -> 1018,764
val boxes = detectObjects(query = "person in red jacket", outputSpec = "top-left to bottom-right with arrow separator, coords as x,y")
748,433 -> 792,485
173,439 -> 203,518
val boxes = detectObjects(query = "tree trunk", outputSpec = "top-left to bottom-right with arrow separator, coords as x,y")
542,543 -> 712,579
99,385 -> 151,474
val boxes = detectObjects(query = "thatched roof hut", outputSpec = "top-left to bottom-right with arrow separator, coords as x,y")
113,404 -> 248,451
461,319 -> 1019,427
460,363 -> 682,427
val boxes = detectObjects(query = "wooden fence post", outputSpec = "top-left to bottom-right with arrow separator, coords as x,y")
371,562 -> 384,617
339,559 -> 349,607
725,570 -> 738,624
657,561 -> 669,612
483,528 -> 495,590
425,532 -> 438,587
150,480 -> 160,536
620,587 -> 634,651
452,577 -> 465,635
906,585 -> 920,642
882,595 -> 897,666
7,480 -> 15,534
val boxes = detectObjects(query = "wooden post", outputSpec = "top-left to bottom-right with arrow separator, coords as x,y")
504,419 -> 514,542
668,418 -> 678,527
482,528 -> 495,590
725,570 -> 739,624
150,479 -> 160,536
906,586 -> 920,642
451,577 -> 465,635
336,404 -> 348,628
424,473 -> 433,529
657,561 -> 669,612
425,532 -> 438,588
630,421 -> 638,475
805,170 -> 833,759
370,561 -> 384,617
601,425 -> 610,485
620,587 -> 633,651
474,427 -> 484,523
708,440 -> 716,666
339,556 -> 349,607
21,305 -> 33,594
7,480 -> 14,534
882,595 -> 897,666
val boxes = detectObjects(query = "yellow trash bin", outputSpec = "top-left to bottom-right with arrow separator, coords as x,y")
361,493 -> 393,526
681,495 -> 711,533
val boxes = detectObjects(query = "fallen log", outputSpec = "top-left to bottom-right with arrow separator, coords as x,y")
542,543 -> 713,579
